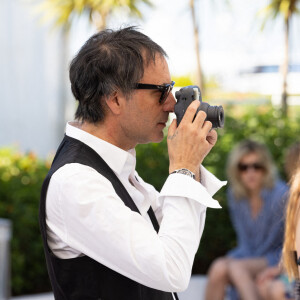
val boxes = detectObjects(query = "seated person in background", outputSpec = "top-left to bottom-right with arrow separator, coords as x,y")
282,165 -> 300,300
205,139 -> 289,300
256,141 -> 300,300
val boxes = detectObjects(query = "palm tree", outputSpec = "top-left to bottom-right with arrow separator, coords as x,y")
260,0 -> 300,116
190,0 -> 203,92
36,0 -> 152,31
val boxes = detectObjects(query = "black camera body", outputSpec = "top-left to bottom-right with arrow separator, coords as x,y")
174,86 -> 224,129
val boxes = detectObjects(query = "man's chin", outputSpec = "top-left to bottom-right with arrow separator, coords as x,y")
139,132 -> 164,145
151,132 -> 164,143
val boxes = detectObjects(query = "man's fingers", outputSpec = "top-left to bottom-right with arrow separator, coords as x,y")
192,109 -> 208,129
206,129 -> 218,146
167,119 -> 177,137
180,100 -> 201,125
202,120 -> 213,133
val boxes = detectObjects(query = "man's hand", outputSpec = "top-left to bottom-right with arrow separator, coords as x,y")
167,100 -> 218,175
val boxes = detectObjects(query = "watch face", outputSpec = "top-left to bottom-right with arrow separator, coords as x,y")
171,168 -> 195,179
177,169 -> 194,178
181,169 -> 190,176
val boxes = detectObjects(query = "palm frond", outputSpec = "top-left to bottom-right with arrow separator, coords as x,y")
33,0 -> 153,30
258,0 -> 300,30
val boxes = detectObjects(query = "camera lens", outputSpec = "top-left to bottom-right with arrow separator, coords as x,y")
207,105 -> 224,128
198,102 -> 225,129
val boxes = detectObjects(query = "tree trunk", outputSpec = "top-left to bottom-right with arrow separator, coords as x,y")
190,0 -> 203,93
281,15 -> 290,116
57,27 -> 69,139
92,10 -> 108,31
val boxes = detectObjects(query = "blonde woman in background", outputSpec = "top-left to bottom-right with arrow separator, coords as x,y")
256,142 -> 300,300
282,144 -> 300,299
205,140 -> 288,300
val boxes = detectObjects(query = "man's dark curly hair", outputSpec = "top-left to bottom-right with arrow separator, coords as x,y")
69,26 -> 167,123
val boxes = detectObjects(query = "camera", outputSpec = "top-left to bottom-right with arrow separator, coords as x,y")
174,86 -> 224,129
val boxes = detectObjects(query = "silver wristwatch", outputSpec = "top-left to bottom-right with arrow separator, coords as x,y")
171,168 -> 195,179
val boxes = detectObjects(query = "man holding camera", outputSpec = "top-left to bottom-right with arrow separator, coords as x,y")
39,27 -> 225,300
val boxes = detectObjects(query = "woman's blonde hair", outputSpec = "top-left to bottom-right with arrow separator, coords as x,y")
226,140 -> 277,200
282,168 -> 300,279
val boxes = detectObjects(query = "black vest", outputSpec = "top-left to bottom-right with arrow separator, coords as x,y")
39,135 -> 178,300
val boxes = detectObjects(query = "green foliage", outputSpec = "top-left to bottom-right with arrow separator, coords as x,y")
136,104 -> 300,274
0,149 -> 51,295
204,104 -> 300,180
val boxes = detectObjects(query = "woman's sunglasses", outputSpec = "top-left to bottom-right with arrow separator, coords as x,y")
134,81 -> 175,104
238,162 -> 265,172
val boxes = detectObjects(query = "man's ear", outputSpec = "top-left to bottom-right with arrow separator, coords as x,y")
105,91 -> 126,115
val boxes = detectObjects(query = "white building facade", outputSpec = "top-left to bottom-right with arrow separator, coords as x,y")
0,0 -> 75,157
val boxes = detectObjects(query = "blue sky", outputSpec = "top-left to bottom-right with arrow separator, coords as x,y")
70,0 -> 300,85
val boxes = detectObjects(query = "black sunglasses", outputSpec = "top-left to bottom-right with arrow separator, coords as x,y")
238,162 -> 265,172
134,81 -> 175,104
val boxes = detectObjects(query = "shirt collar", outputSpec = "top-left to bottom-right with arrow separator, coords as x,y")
66,122 -> 136,180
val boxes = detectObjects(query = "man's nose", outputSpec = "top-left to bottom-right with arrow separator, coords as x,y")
163,92 -> 176,112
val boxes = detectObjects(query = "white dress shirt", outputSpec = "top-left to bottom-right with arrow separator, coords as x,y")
46,122 -> 226,294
